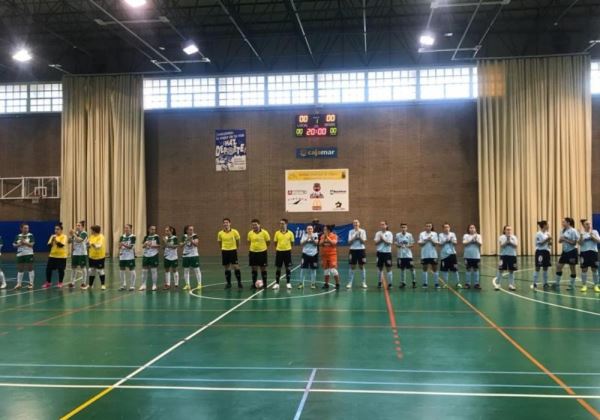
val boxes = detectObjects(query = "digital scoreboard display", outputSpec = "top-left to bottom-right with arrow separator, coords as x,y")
295,114 -> 338,137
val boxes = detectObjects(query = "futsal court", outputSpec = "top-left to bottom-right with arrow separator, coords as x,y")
0,256 -> 597,419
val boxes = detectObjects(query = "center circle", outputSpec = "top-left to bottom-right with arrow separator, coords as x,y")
189,281 -> 339,301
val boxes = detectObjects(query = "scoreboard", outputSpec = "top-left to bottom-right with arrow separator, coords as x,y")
295,114 -> 338,137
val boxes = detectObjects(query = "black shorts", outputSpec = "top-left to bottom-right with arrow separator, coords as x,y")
535,250 -> 551,268
348,249 -> 367,266
558,249 -> 578,265
275,250 -> 292,268
301,253 -> 318,269
249,251 -> 268,267
89,258 -> 105,269
498,255 -> 517,271
397,258 -> 414,269
465,258 -> 480,269
440,255 -> 458,272
580,250 -> 599,269
376,252 -> 393,269
221,250 -> 239,266
421,258 -> 438,266
46,257 -> 67,271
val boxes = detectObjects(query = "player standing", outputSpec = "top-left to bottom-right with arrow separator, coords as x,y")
418,223 -> 439,288
87,225 -> 107,290
554,217 -> 579,291
374,221 -> 394,289
299,225 -> 319,289
163,226 -> 179,289
319,225 -> 340,290
494,225 -> 518,291
273,218 -> 295,290
118,224 -> 137,291
140,225 -> 161,291
462,224 -> 482,289
347,219 -> 367,289
532,220 -> 552,290
438,223 -> 460,288
218,218 -> 242,289
68,221 -> 88,289
13,223 -> 35,290
248,219 -> 270,289
578,219 -> 600,293
181,225 -> 202,290
0,235 -> 5,289
43,223 -> 68,289
395,223 -> 416,288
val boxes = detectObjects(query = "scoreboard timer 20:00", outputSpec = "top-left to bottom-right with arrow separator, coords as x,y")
295,114 -> 338,137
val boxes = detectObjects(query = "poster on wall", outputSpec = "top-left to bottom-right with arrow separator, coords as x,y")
215,129 -> 247,171
285,169 -> 349,212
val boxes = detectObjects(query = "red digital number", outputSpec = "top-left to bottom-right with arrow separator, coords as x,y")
306,128 -> 316,136
317,127 -> 327,136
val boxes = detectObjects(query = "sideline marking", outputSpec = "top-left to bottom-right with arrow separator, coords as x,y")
293,368 -> 317,420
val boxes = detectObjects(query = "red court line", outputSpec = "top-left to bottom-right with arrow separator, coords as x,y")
33,294 -> 130,326
381,273 -> 403,359
444,282 -> 600,419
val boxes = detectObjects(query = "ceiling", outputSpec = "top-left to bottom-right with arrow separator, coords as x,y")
0,0 -> 599,81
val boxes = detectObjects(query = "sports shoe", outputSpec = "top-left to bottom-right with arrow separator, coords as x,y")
322,283 -> 329,290
273,283 -> 280,290
118,286 -> 126,291
530,283 -> 537,290
456,283 -> 463,289
183,284 -> 191,291
399,282 -> 406,289
387,283 -> 392,290
101,285 -> 106,290
43,282 -> 51,289
422,283 -> 428,288
163,284 -> 171,290
13,284 -> 22,290
581,285 -> 588,293
346,283 -> 352,289
335,283 -> 340,290
464,283 -> 471,289
434,283 -> 440,289
543,283 -> 550,290
566,284 -> 573,291
26,283 -> 33,290
68,282 -> 75,288
508,285 -> 516,291
474,284 -> 481,290
129,287 -> 135,291
412,281 -> 416,289
286,283 -> 292,290
0,283 -> 6,289
237,282 -> 243,289
57,282 -> 63,289
298,283 -> 304,289
361,282 -> 368,289
594,285 -> 600,293
151,285 -> 158,291
310,282 -> 316,289
377,282 -> 382,289
225,283 -> 232,289
81,284 -> 88,290
139,285 -> 147,291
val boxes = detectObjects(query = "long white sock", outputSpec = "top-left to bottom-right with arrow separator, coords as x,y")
165,272 -> 171,286
533,271 -> 539,285
542,271 -> 548,285
17,272 -> 23,286
82,267 -> 88,285
69,269 -> 77,284
120,271 -> 126,287
422,271 -> 428,285
174,272 -> 180,286
151,268 -> 158,286
130,271 -> 136,288
581,272 -> 588,286
411,269 -> 416,282
194,268 -> 202,286
594,271 -> 599,285
386,271 -> 393,286
399,270 -> 405,284
508,272 -> 515,287
433,272 -> 439,285
310,270 -> 317,284
361,267 -> 366,282
496,270 -> 502,286
377,270 -> 383,284
184,268 -> 190,286
441,271 -> 449,283
453,272 -> 460,284
28,270 -> 35,285
348,268 -> 355,285
141,269 -> 148,287
0,271 -> 5,286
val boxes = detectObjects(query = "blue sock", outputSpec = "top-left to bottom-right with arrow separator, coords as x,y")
465,271 -> 472,285
542,271 -> 548,285
509,272 -> 515,287
422,271 -> 428,286
474,271 -> 480,285
387,271 -> 393,286
594,271 -> 599,285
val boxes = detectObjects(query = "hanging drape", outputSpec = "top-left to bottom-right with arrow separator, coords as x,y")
60,75 -> 146,256
477,55 -> 591,255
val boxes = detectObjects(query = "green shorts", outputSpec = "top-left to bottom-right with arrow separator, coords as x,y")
164,259 -> 178,269
142,255 -> 159,268
17,255 -> 34,264
71,255 -> 88,267
182,256 -> 200,268
119,259 -> 136,269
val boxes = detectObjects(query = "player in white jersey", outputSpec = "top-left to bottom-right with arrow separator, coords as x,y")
347,219 -> 367,289
13,223 -> 35,290
374,221 -> 394,289
532,220 -> 552,290
0,235 -> 6,289
555,217 -> 580,290
418,223 -> 439,288
68,221 -> 88,289
163,226 -> 179,289
181,225 -> 202,290
140,225 -> 161,291
438,223 -> 460,288
299,225 -> 319,289
462,224 -> 482,289
578,219 -> 600,293
118,224 -> 137,291
494,225 -> 518,291
395,223 -> 416,288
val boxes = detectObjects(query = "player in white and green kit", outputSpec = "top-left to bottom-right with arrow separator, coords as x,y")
118,224 -> 137,291
163,226 -> 180,289
68,221 -> 88,289
0,236 -> 6,289
181,225 -> 202,291
140,225 -> 161,291
13,223 -> 35,290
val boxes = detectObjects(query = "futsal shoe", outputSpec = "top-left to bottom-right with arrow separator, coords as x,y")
13,284 -> 22,290
57,282 -> 63,289
0,283 -> 6,289
335,283 -> 340,290
129,286 -> 135,291
492,278 -> 500,290
399,282 -> 406,289
474,284 -> 481,290
566,284 -> 573,291
311,282 -> 317,289
26,283 -> 33,290
361,282 -> 368,289
151,285 -> 158,291
273,283 -> 280,290
183,284 -> 191,291
43,282 -> 51,289
298,283 -> 304,289
68,282 -> 75,288
225,283 -> 232,289
581,285 -> 588,292
139,285 -> 147,291
377,282 -> 382,289
508,285 -> 516,291
412,281 -> 417,288
346,283 -> 352,289
434,283 -> 440,289
530,283 -> 537,290
118,286 -> 126,291
594,285 -> 600,293
422,283 -> 428,289
543,283 -> 550,290
464,283 -> 471,289
101,285 -> 106,290
322,283 -> 330,290
80,284 -> 88,290
286,283 -> 292,290
163,284 -> 171,290
456,283 -> 463,289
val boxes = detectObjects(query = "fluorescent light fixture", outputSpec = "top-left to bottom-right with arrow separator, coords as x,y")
183,42 -> 199,55
124,0 -> 147,7
419,33 -> 435,46
12,48 -> 32,62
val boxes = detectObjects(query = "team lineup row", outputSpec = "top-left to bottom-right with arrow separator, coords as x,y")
1,217 -> 600,294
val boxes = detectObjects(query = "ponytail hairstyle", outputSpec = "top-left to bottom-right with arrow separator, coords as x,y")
502,225 -> 510,235
562,217 -> 574,233
167,226 -> 176,236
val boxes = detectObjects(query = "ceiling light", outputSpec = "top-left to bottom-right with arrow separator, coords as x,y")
12,48 -> 32,62
182,42 -> 199,55
444,32 -> 453,37
419,33 -> 435,46
124,0 -> 147,8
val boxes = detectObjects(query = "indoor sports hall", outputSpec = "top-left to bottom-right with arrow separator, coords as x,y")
0,1 -> 599,420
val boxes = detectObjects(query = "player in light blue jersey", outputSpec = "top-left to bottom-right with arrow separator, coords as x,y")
494,225 -> 518,291
578,219 -> 600,293
532,220 -> 552,290
555,217 -> 579,290
418,223 -> 439,288
347,220 -> 367,289
395,223 -> 416,288
299,225 -> 319,289
439,223 -> 460,288
374,221 -> 394,289
462,224 -> 482,289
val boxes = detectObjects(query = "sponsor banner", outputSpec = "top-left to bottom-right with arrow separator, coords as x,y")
215,129 -> 247,171
296,147 -> 338,159
288,223 -> 353,246
285,169 -> 349,212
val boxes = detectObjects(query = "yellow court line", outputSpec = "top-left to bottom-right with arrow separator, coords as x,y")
443,281 -> 600,420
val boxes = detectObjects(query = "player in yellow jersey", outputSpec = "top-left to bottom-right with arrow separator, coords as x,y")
88,225 -> 107,290
218,218 -> 242,289
43,223 -> 68,289
247,219 -> 270,289
273,218 -> 295,290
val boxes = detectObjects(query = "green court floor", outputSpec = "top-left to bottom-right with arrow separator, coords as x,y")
0,256 -> 598,419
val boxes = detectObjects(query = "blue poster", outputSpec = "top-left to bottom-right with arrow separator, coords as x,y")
0,221 -> 58,253
288,223 -> 353,246
215,129 -> 247,171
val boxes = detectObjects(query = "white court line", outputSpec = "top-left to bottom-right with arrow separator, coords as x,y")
500,289 -> 600,317
0,269 -> 81,300
2,382 -> 600,400
535,289 -> 600,301
293,368 -> 317,420
60,266 -> 300,419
